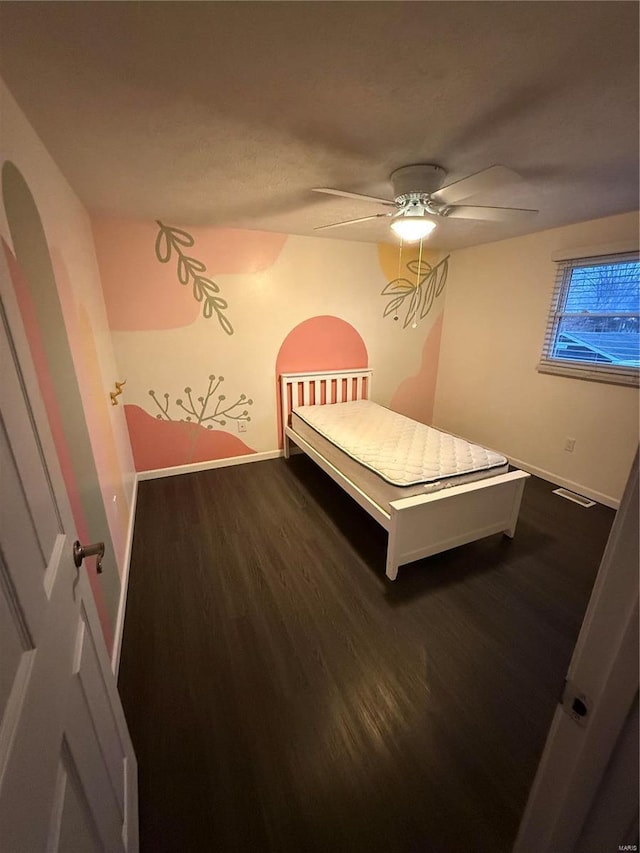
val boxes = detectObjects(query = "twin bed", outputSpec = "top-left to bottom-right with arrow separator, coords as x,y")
281,368 -> 529,580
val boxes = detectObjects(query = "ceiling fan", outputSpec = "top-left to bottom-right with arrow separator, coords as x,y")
312,164 -> 538,242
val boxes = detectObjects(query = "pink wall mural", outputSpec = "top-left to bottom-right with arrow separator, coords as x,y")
275,315 -> 369,445
125,406 -> 255,470
91,217 -> 295,471
378,241 -> 447,423
276,315 -> 369,374
124,371 -> 256,471
390,313 -> 444,425
92,214 -> 448,474
50,247 -> 130,567
380,256 -> 448,329
377,241 -> 449,329
93,217 -> 287,332
4,240 -> 113,649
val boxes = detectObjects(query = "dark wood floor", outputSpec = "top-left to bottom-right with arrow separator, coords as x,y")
118,456 -> 614,853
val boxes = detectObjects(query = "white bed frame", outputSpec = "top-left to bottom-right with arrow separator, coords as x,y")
281,368 -> 529,581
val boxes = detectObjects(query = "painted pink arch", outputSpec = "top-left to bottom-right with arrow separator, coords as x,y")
276,315 -> 368,374
275,315 -> 368,446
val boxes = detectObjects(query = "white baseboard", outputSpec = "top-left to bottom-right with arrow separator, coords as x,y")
111,476 -> 138,676
136,449 -> 283,481
508,456 -> 619,510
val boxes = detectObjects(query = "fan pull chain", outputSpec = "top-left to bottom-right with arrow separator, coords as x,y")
412,237 -> 423,328
394,238 -> 403,321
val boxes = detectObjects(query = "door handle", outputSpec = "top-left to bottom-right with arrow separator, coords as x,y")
73,540 -> 105,574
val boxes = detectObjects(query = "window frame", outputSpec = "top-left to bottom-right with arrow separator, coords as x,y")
538,250 -> 640,387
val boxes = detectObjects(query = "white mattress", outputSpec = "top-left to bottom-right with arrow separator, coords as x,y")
293,400 -> 507,488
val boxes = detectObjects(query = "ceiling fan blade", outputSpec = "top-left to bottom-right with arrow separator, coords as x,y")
445,205 -> 538,222
312,187 -> 395,206
431,165 -> 521,205
314,212 -> 393,231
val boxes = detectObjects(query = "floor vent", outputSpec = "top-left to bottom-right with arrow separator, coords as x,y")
552,488 -> 596,508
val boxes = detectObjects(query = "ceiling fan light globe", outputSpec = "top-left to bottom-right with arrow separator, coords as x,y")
390,216 -> 437,243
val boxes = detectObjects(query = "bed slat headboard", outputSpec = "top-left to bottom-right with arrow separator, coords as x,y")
280,368 -> 372,434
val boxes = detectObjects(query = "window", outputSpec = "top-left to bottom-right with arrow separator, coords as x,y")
539,251 -> 640,386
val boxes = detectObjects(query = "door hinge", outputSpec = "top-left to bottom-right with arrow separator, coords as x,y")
560,678 -> 591,727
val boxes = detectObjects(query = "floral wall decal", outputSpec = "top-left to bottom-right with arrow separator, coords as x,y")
148,373 -> 252,427
381,255 -> 449,329
98,216 -> 453,470
155,221 -> 233,335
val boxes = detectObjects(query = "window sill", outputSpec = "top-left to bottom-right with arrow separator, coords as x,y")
537,360 -> 640,388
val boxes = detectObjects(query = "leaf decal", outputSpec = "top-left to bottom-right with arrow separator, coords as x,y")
177,255 -> 192,284
154,222 -> 233,334
196,276 -> 220,294
217,313 -> 234,336
154,224 -> 173,263
148,373 -> 252,426
420,277 -> 436,319
404,287 -> 421,328
435,256 -> 449,296
382,277 -> 415,295
406,258 -> 433,277
383,295 -> 406,317
167,226 -> 195,248
184,258 -> 207,274
192,280 -> 204,302
382,254 -> 450,329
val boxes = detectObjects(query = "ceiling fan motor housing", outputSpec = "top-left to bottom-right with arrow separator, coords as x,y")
311,163 -> 535,230
390,164 -> 446,200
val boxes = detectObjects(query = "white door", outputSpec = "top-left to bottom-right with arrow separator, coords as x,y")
0,278 -> 138,851
514,450 -> 639,851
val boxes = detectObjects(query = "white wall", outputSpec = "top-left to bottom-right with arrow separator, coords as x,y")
1,79 -> 136,568
433,211 -> 639,507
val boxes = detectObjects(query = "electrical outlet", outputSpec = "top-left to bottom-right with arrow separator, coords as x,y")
237,421 -> 247,433
564,437 -> 576,453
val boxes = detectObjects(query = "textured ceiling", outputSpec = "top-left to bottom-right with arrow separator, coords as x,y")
0,1 -> 638,249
